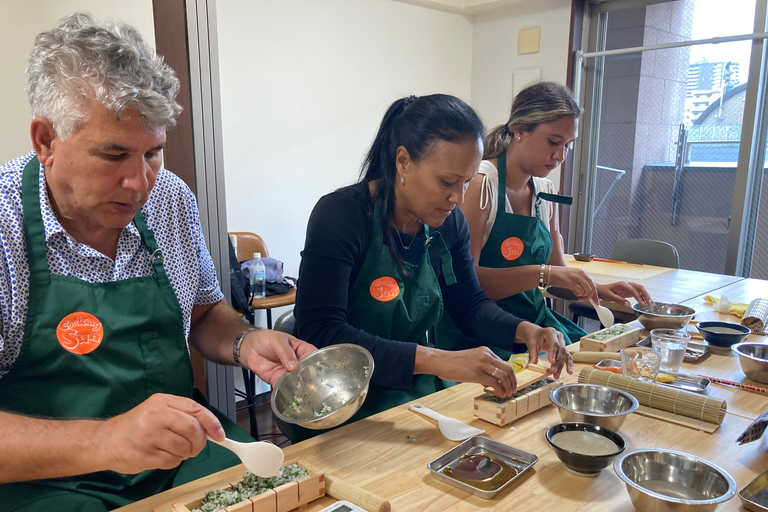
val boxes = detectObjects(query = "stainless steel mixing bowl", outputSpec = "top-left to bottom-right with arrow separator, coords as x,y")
732,342 -> 768,384
549,384 -> 639,432
614,449 -> 736,512
632,302 -> 696,330
271,344 -> 373,430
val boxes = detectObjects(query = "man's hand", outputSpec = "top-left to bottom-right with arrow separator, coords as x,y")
239,330 -> 316,386
514,322 -> 573,379
95,394 -> 224,475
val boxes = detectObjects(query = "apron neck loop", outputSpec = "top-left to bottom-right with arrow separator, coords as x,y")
424,225 -> 456,286
133,208 -> 166,275
537,191 -> 573,206
21,156 -> 48,276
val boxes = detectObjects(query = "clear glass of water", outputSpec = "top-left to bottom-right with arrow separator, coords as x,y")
651,329 -> 691,373
620,347 -> 661,383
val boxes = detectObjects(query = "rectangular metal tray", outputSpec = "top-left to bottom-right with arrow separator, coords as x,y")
636,336 -> 711,363
595,359 -> 710,393
427,436 -> 538,499
740,467 -> 768,512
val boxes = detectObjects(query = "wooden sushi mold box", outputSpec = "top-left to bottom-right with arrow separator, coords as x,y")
578,324 -> 642,352
171,461 -> 325,512
473,377 -> 562,427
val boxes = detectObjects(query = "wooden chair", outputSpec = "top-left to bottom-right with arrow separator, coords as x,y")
229,231 -> 297,439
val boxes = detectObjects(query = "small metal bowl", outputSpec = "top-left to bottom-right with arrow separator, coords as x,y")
632,302 -> 696,330
549,383 -> 639,432
732,342 -> 768,384
546,422 -> 625,476
614,449 -> 736,512
573,252 -> 595,262
271,344 -> 373,430
696,321 -> 750,349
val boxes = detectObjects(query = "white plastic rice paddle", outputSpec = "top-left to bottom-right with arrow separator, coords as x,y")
590,298 -> 615,328
208,436 -> 284,477
409,403 -> 485,441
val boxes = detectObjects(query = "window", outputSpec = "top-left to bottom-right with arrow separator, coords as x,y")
571,0 -> 768,278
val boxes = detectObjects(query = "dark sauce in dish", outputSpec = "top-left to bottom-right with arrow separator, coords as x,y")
443,452 -> 518,491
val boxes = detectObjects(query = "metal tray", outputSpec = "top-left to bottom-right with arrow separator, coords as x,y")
594,360 -> 710,393
427,436 -> 538,499
636,336 -> 711,363
740,467 -> 768,512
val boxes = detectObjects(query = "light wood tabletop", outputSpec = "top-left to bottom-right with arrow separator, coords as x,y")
561,256 -> 745,313
118,335 -> 768,512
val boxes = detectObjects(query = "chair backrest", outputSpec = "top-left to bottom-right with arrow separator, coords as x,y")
274,309 -> 296,335
610,239 -> 680,268
229,232 -> 269,263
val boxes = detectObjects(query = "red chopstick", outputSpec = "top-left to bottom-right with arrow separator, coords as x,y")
697,375 -> 768,394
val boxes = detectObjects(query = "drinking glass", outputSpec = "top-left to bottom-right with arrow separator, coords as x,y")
620,347 -> 660,383
651,329 -> 691,373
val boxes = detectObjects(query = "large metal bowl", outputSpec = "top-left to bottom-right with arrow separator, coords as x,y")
271,344 -> 373,430
732,342 -> 768,384
632,302 -> 696,330
549,384 -> 639,432
614,449 -> 736,512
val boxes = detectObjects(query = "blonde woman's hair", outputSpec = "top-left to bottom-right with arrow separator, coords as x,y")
484,82 -> 581,159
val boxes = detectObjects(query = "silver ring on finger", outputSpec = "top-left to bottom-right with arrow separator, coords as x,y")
491,367 -> 499,379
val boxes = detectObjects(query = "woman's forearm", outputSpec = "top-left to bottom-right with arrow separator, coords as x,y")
475,264 -> 544,301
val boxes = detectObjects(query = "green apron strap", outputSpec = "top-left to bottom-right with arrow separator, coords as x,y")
20,156 -> 49,279
424,227 -> 456,286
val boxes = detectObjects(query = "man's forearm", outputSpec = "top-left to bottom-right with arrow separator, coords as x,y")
0,411 -> 106,483
188,299 -> 253,366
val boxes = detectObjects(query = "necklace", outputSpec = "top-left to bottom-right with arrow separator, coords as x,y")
395,224 -> 421,250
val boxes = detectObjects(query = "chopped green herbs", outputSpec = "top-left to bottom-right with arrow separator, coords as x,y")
585,324 -> 634,341
192,464 -> 309,512
314,402 -> 332,417
282,396 -> 303,417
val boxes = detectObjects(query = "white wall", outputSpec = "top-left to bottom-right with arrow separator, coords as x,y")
217,0 -> 475,285
469,0 -> 572,189
0,1 -> 155,164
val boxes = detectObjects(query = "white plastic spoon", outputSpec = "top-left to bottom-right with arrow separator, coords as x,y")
590,298 -> 615,328
208,436 -> 284,477
409,403 -> 485,441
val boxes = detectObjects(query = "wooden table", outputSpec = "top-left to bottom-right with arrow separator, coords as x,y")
119,336 -> 768,512
561,256 -> 745,313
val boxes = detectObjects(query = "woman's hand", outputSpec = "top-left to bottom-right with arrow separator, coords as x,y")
597,281 -> 651,307
548,266 -> 599,303
514,322 -> 573,379
415,346 -> 518,398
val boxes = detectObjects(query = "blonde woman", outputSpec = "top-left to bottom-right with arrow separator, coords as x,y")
438,82 -> 650,355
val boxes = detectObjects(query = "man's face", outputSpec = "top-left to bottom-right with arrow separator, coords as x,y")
43,101 -> 166,232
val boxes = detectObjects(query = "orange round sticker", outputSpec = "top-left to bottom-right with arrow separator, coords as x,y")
370,276 -> 400,302
56,312 -> 104,355
501,237 -> 525,261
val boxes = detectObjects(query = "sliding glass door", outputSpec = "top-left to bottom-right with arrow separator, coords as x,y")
572,0 -> 768,278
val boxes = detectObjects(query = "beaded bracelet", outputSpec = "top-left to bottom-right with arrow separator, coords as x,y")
539,264 -> 546,287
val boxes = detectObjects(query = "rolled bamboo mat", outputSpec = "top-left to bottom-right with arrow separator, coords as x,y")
578,367 -> 727,426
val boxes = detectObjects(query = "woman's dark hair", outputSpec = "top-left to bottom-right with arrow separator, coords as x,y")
359,94 -> 485,274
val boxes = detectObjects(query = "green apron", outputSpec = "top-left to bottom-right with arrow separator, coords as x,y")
437,154 -> 584,360
288,187 -> 457,442
0,157 -> 249,512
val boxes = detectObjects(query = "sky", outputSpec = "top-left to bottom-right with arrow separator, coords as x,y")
688,0 -> 757,83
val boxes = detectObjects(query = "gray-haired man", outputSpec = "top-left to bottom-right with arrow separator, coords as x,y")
0,12 -> 313,511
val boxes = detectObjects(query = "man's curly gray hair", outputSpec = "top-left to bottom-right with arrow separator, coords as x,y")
27,12 -> 182,140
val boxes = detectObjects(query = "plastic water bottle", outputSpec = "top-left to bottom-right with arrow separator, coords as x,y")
252,252 -> 266,299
